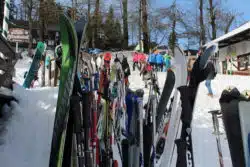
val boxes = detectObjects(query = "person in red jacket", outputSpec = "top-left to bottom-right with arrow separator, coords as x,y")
140,61 -> 152,88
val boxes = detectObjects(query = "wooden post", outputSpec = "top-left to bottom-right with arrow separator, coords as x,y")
48,60 -> 51,86
54,63 -> 58,87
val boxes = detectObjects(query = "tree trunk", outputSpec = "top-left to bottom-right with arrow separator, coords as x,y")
139,1 -> 142,51
39,0 -> 45,87
208,0 -> 216,40
93,0 -> 100,48
87,0 -> 90,20
225,16 -> 235,34
199,0 -> 206,46
122,0 -> 128,49
141,0 -> 149,53
28,4 -> 33,57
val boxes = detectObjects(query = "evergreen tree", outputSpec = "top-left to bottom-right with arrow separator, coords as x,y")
9,0 -> 17,20
104,6 -> 117,48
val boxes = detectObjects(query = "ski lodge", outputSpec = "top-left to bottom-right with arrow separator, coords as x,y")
204,21 -> 250,75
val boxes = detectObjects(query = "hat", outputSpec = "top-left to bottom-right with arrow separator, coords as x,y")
104,52 -> 112,61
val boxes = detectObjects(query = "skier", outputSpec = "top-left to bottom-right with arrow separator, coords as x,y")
122,56 -> 131,87
163,53 -> 171,71
96,54 -> 102,71
103,52 -> 112,70
148,51 -> 156,69
156,52 -> 164,72
140,61 -> 153,88
132,52 -> 140,71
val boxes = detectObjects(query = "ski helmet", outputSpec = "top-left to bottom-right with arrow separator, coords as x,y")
104,52 -> 112,61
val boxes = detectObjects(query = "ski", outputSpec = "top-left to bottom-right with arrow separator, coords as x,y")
156,69 -> 175,131
23,42 -> 46,88
238,100 -> 250,167
49,14 -> 85,167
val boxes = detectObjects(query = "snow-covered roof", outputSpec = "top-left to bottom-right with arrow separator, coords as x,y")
204,21 -> 250,48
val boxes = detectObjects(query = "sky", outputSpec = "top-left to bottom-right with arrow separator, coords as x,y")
154,0 -> 250,23
150,0 -> 250,49
54,0 -> 250,49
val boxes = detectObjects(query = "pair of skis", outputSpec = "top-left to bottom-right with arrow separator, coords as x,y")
49,14 -> 88,167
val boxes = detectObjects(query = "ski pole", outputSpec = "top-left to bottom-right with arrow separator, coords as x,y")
209,110 -> 224,167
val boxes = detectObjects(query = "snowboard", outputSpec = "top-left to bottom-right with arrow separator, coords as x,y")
49,14 -> 79,167
199,45 -> 216,69
23,42 -> 46,88
239,101 -> 250,167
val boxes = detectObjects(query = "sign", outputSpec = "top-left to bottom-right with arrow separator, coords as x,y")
7,28 -> 29,43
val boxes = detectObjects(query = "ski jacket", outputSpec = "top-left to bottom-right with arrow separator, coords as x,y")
148,54 -> 156,63
96,56 -> 102,69
122,57 -> 131,77
138,53 -> 147,62
165,58 -> 171,69
156,54 -> 163,64
133,52 -> 140,63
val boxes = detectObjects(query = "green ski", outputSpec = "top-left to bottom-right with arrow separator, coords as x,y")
49,14 -> 78,167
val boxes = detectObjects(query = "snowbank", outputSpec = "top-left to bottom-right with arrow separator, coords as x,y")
0,84 -> 57,167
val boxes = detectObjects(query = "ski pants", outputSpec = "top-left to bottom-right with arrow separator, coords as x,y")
133,62 -> 140,71
205,79 -> 213,95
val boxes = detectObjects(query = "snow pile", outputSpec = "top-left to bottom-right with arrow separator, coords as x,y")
0,53 -> 58,167
192,74 -> 250,167
0,85 -> 57,167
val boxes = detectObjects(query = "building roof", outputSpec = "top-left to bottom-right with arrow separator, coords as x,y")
204,21 -> 250,48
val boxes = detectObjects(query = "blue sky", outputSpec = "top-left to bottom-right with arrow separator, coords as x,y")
151,0 -> 250,49
154,0 -> 250,21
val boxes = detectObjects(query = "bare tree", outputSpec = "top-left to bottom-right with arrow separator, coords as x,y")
208,0 -> 216,39
21,0 -> 39,56
199,0 -> 206,45
216,8 -> 237,34
141,0 -> 149,53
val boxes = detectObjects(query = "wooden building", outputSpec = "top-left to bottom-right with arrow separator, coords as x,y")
204,22 -> 250,76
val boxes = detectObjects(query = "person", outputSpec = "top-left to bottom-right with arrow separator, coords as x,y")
122,56 -> 131,87
140,61 -> 152,88
205,59 -> 217,97
156,52 -> 164,72
163,53 -> 171,71
132,52 -> 139,71
103,52 -> 112,70
148,51 -> 156,69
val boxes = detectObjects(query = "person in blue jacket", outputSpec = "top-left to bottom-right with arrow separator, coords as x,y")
156,53 -> 164,71
148,53 -> 156,69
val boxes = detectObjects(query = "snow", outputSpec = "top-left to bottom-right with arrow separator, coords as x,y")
192,74 -> 250,167
0,56 -> 58,167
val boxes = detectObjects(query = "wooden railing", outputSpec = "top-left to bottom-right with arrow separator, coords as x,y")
0,35 -> 17,89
